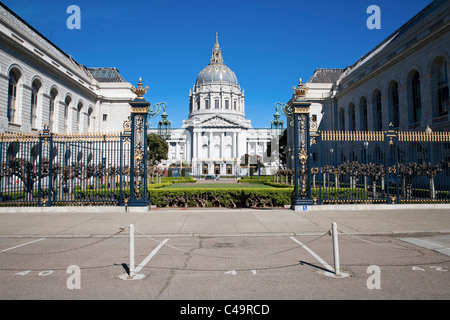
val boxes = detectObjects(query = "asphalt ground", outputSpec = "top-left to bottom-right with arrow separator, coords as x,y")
0,206 -> 449,307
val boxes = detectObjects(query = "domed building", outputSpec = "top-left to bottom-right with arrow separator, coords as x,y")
157,35 -> 282,177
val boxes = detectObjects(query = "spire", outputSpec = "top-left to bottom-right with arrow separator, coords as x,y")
215,32 -> 219,49
210,32 -> 223,65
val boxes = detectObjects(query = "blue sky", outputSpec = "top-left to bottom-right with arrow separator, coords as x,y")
2,0 -> 433,128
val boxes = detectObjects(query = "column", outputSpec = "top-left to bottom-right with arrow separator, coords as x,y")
235,132 -> 239,159
207,131 -> 214,159
232,131 -> 236,158
194,131 -> 202,159
221,131 -> 225,159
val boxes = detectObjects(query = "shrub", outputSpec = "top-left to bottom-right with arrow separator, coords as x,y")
149,187 -> 292,208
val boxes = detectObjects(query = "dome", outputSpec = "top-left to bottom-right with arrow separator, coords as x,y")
196,64 -> 238,86
195,34 -> 239,86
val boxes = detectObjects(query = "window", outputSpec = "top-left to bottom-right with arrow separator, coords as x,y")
339,108 -> 345,131
234,101 -> 237,110
373,90 -> 382,131
410,71 -> 422,123
225,100 -> 229,109
103,114 -> 107,121
213,144 -> 220,158
7,69 -> 21,123
215,99 -> 219,109
225,145 -> 232,158
202,145 -> 208,158
360,97 -> 368,131
30,80 -> 41,128
64,96 -> 71,132
49,88 -> 58,131
205,100 -> 209,109
388,81 -> 400,127
437,59 -> 449,116
349,103 -> 356,131
88,107 -> 93,131
77,102 -> 83,131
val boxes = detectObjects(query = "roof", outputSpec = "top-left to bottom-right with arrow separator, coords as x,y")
87,68 -> 126,83
307,69 -> 345,84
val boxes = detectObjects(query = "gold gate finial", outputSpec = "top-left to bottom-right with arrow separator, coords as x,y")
292,78 -> 309,100
131,77 -> 149,99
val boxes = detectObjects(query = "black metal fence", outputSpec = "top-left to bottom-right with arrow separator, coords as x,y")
0,128 -> 131,207
1,125 -> 449,207
310,128 -> 450,204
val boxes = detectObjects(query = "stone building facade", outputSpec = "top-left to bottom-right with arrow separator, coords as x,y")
286,0 -> 449,165
0,3 -> 134,135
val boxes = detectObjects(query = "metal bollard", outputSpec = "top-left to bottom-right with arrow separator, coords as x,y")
129,224 -> 135,278
331,222 -> 340,276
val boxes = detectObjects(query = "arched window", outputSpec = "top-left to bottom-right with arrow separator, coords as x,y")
225,145 -> 232,158
436,59 -> 449,117
360,97 -> 368,131
7,69 -> 21,123
389,81 -> 399,127
49,88 -> 58,131
30,79 -> 41,128
202,144 -> 208,158
410,71 -> 422,123
213,144 -> 220,158
64,96 -> 71,132
349,103 -> 356,131
88,107 -> 93,131
373,90 -> 382,131
339,108 -> 345,131
77,102 -> 83,131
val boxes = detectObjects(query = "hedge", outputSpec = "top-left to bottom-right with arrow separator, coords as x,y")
149,187 -> 292,208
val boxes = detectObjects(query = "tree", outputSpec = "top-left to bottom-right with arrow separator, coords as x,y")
266,129 -> 287,168
147,133 -> 168,165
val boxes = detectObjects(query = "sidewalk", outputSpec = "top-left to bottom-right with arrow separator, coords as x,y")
0,204 -> 449,237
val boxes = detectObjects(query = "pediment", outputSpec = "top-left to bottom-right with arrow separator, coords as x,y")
198,115 -> 240,127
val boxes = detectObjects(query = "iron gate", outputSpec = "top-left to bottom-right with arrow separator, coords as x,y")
0,127 -> 131,207
310,127 -> 450,204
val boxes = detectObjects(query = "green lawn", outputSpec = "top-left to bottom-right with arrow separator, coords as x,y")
161,182 -> 275,189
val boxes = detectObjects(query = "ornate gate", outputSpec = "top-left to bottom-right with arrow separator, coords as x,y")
284,80 -> 450,208
0,78 -> 159,207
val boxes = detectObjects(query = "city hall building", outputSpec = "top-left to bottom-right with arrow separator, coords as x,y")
151,35 -> 282,177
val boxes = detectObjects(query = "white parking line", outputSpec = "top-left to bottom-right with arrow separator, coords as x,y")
1,238 -> 45,253
290,236 -> 334,273
134,239 -> 169,274
399,237 -> 450,257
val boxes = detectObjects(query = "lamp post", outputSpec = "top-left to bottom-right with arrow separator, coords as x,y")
157,102 -> 171,140
257,155 -> 260,180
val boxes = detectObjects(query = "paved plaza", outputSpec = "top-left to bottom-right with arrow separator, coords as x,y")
0,205 -> 449,302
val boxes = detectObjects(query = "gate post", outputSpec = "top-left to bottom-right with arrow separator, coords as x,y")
385,123 -> 399,204
127,78 -> 151,207
38,124 -> 53,207
290,79 -> 314,209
